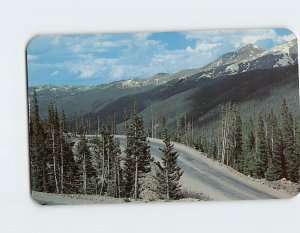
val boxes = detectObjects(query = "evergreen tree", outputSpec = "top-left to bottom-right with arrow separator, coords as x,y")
89,135 -> 103,194
155,116 -> 183,200
243,117 -> 255,175
247,117 -> 256,152
58,110 -> 69,193
30,90 -> 48,192
220,102 -> 234,165
99,123 -> 114,195
73,132 -> 95,194
280,99 -> 298,181
219,102 -> 243,167
62,142 -> 78,193
265,113 -> 283,181
108,138 -> 122,197
233,106 -> 243,171
185,122 -> 193,146
253,111 -> 268,178
46,103 -> 61,193
123,102 -> 153,199
172,115 -> 181,143
89,121 -> 122,196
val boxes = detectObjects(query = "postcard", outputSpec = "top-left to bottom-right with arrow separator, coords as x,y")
27,29 -> 299,204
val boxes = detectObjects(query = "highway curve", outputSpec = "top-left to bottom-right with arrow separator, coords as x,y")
115,135 -> 291,201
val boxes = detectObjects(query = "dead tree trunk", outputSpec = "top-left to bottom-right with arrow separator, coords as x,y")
60,140 -> 64,193
117,161 -> 121,198
97,116 -> 100,134
134,156 -> 138,200
151,107 -> 154,138
82,152 -> 87,194
165,167 -> 169,201
52,131 -> 59,193
107,140 -> 110,186
100,136 -> 105,195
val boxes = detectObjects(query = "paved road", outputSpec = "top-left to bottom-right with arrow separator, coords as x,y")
113,135 -> 289,201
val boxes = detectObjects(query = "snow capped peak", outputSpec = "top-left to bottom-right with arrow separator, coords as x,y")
239,43 -> 262,50
236,43 -> 266,56
201,43 -> 265,72
269,38 -> 297,55
185,38 -> 298,82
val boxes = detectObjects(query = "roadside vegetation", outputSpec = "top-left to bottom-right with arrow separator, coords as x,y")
30,91 -> 186,202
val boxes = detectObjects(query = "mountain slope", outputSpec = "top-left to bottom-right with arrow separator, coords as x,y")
80,64 -> 298,133
28,38 -> 298,129
201,44 -> 266,71
28,73 -> 174,119
180,38 -> 297,81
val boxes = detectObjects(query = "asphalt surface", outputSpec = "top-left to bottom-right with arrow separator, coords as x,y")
114,135 -> 289,201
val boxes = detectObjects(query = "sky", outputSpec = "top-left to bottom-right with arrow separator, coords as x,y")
27,28 -> 295,86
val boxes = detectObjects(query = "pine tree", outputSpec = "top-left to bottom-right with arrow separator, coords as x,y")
280,99 -> 298,181
90,135 -> 103,194
265,112 -> 283,181
208,139 -> 218,160
219,102 -> 242,167
98,122 -> 122,197
100,123 -> 113,195
108,138 -> 122,197
243,117 -> 255,175
253,111 -> 268,178
58,110 -> 68,193
123,102 -> 153,199
73,131 -> 95,194
220,102 -> 234,165
185,121 -> 193,146
233,106 -> 243,171
30,90 -> 48,192
89,122 -> 121,196
247,117 -> 256,152
62,142 -> 78,194
172,115 -> 181,143
46,103 -> 61,193
155,116 -> 183,200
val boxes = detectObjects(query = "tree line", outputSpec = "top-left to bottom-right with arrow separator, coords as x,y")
197,100 -> 300,183
29,91 -> 183,200
118,98 -> 299,184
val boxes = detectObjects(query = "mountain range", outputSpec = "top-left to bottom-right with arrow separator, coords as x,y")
28,38 -> 298,133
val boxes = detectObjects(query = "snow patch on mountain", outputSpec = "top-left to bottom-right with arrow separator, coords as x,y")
272,52 -> 293,68
225,63 -> 239,72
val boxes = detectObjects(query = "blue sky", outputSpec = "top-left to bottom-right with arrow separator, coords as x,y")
27,28 -> 295,86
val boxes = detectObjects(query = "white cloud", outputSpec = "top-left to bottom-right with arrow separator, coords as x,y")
184,29 -> 292,50
194,42 -> 221,51
68,39 -> 129,53
64,57 -> 118,79
237,29 -> 279,47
